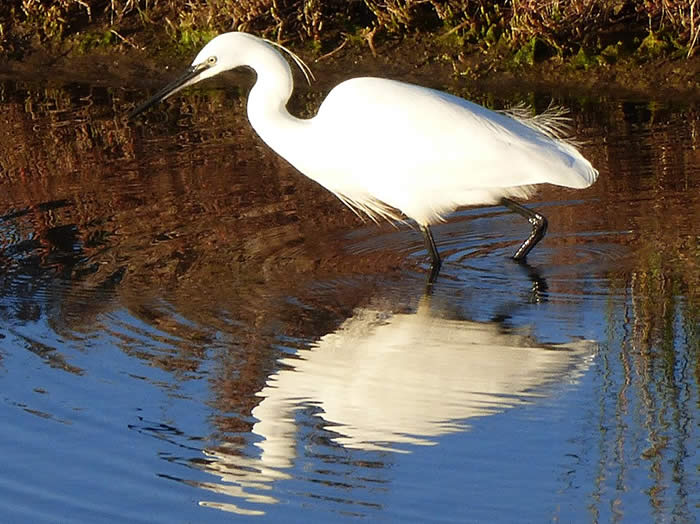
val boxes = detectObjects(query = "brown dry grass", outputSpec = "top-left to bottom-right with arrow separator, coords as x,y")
0,0 -> 697,58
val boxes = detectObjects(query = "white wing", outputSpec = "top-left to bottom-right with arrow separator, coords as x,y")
289,78 -> 597,224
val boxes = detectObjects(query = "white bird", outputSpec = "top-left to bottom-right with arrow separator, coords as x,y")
130,32 -> 598,277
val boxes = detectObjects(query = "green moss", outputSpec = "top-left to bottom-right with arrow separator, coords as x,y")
599,42 -> 621,64
75,30 -> 116,53
484,24 -> 500,47
637,32 -> 668,59
307,39 -> 322,55
177,27 -> 217,50
513,37 -> 546,66
572,47 -> 596,70
165,17 -> 218,54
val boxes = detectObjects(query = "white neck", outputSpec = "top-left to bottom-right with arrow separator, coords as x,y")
245,44 -> 311,166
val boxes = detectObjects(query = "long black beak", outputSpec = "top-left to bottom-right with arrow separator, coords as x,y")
129,63 -> 210,119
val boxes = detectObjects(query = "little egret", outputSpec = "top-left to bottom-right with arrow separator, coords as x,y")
130,32 -> 598,277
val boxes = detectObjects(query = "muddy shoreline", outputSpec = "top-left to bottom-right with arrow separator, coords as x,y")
1,35 -> 698,103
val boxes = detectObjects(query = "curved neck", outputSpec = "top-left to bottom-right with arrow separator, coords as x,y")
245,44 -> 309,162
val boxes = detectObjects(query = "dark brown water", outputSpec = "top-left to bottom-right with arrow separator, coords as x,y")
0,73 -> 697,522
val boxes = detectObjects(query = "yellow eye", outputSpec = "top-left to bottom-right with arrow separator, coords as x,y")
207,56 -> 217,66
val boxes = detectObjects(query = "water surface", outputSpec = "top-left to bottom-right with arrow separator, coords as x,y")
0,74 -> 697,522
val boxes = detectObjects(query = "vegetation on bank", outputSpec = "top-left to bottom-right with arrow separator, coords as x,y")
0,0 -> 698,63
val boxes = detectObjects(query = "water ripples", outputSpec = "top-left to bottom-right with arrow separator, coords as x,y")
0,81 -> 697,522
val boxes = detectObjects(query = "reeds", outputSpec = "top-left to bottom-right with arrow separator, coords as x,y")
0,1 -> 697,58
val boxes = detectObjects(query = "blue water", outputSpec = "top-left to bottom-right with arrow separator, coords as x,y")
0,78 -> 697,522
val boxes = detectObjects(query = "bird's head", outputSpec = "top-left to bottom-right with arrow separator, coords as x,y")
128,32 -> 257,119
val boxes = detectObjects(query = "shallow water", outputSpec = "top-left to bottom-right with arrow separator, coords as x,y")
0,74 -> 698,523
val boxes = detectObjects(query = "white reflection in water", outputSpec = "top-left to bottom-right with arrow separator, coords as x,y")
198,295 -> 595,514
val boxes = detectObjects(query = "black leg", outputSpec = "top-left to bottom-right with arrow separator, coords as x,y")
500,197 -> 548,261
420,224 -> 442,282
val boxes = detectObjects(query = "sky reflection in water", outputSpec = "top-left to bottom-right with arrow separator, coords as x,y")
0,78 -> 697,522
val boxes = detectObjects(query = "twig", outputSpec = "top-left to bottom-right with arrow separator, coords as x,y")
365,26 -> 378,58
110,29 -> 142,50
689,0 -> 698,58
315,37 -> 348,62
440,19 -> 470,38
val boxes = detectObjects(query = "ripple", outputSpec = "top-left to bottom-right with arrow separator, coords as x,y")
0,80 -> 697,523
341,204 -> 633,299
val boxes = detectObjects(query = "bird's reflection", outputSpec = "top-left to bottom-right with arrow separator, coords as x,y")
195,287 -> 595,514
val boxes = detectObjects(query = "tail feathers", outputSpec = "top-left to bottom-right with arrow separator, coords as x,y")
501,103 -> 599,189
500,103 -> 575,143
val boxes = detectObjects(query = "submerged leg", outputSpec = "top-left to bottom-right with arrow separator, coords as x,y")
420,224 -> 442,281
500,197 -> 548,261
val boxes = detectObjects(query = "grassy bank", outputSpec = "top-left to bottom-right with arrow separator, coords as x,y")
0,0 -> 698,62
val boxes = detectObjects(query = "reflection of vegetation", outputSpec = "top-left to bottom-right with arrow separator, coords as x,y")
0,79 -> 372,407
0,0 -> 698,59
591,267 -> 698,521
0,79 -> 697,518
1,79 -> 697,398
578,101 -> 698,522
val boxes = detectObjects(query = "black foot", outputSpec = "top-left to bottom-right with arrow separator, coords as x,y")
500,197 -> 548,260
